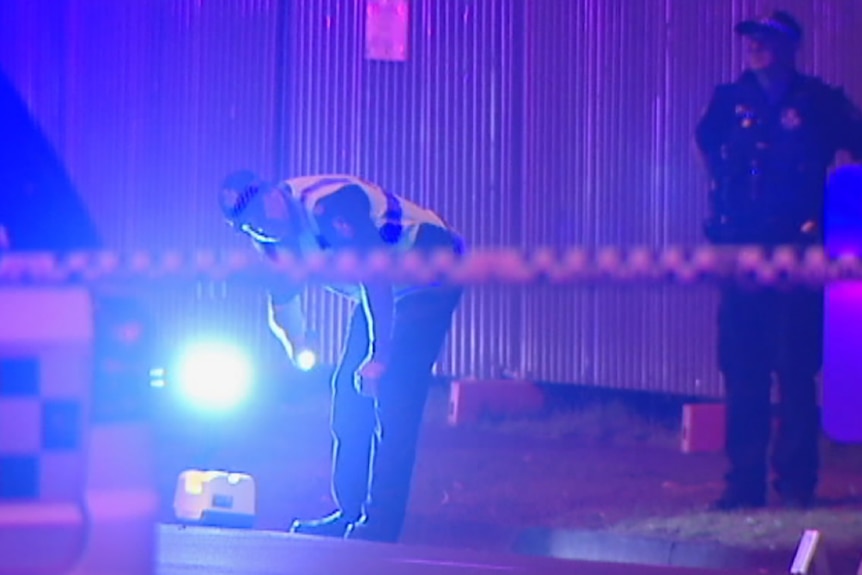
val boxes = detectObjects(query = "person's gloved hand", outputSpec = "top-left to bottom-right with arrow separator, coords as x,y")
798,220 -> 823,244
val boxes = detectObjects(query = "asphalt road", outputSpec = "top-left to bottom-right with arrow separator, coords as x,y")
156,525 -> 755,575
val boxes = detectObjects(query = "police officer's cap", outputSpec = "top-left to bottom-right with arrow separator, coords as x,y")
219,169 -> 265,224
735,10 -> 803,44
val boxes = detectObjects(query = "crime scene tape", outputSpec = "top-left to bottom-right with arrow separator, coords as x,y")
0,245 -> 860,287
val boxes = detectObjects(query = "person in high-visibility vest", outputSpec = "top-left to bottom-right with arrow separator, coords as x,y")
219,171 -> 464,543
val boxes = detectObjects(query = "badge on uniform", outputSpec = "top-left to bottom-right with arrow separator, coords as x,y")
781,107 -> 802,130
735,105 -> 755,128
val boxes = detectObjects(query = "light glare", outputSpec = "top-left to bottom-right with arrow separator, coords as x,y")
177,342 -> 253,410
296,349 -> 316,371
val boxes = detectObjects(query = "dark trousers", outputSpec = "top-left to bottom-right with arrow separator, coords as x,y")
329,286 -> 461,541
717,285 -> 823,500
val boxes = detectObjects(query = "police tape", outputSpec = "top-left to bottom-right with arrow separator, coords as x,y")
0,245 -> 860,286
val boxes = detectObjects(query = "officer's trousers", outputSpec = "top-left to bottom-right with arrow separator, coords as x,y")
328,286 -> 461,542
717,284 -> 823,501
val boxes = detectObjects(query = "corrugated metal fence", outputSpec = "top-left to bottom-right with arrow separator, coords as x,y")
1,0 -> 859,396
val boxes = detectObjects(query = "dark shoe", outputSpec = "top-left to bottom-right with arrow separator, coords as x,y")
289,511 -> 357,538
709,491 -> 766,511
778,493 -> 815,510
344,521 -> 399,543
773,477 -> 817,510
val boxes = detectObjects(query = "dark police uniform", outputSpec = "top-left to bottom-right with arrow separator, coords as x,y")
696,70 -> 862,508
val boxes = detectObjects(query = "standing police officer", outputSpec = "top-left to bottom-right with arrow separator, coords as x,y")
219,171 -> 463,541
695,11 -> 862,510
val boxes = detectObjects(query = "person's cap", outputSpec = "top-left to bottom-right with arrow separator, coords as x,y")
219,169 -> 263,224
735,10 -> 803,43
219,170 -> 286,243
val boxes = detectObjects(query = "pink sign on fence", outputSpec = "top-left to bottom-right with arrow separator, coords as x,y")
365,0 -> 409,62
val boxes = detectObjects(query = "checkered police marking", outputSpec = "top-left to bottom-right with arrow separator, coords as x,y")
0,289 -> 93,574
0,358 -> 84,501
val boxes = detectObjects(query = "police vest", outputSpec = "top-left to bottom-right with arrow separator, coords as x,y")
280,175 -> 450,299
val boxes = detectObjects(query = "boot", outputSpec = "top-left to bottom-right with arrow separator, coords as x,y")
289,510 -> 359,538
